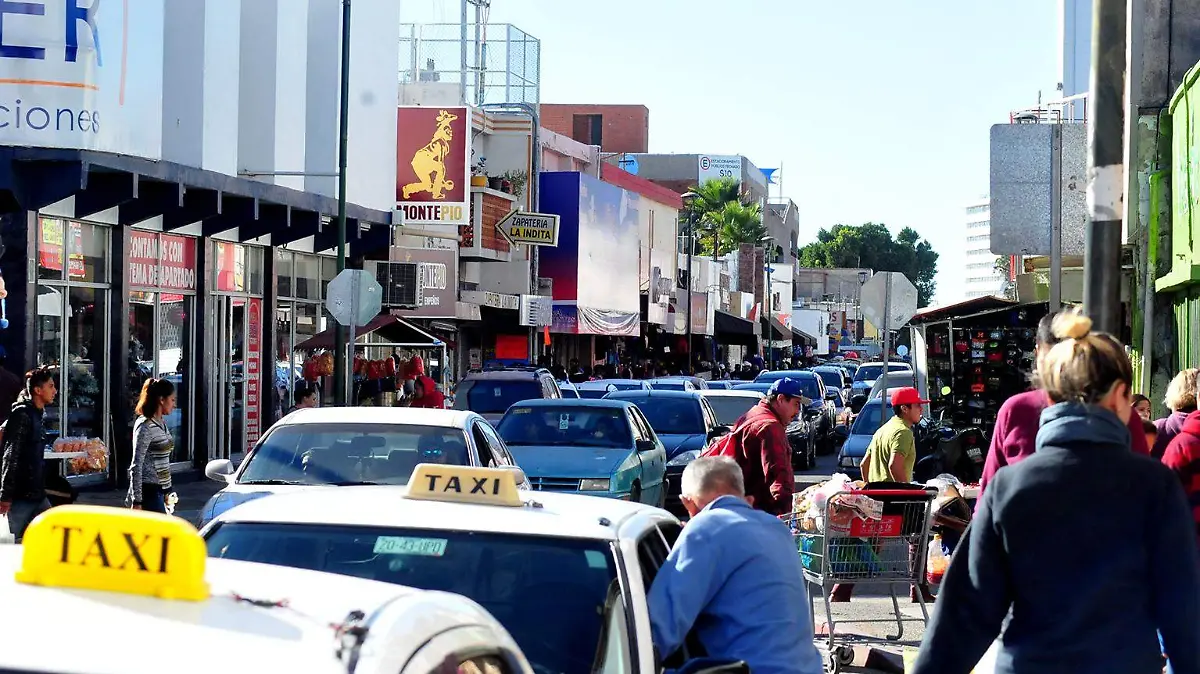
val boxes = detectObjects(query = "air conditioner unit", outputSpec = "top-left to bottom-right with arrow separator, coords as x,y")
366,261 -> 422,308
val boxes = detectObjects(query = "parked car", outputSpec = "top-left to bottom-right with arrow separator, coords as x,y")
495,398 -> 667,506
836,398 -> 895,479
699,389 -> 765,426
604,389 -> 728,516
574,379 -> 652,399
850,361 -> 911,397
557,380 -> 580,398
199,407 -> 521,525
868,371 -> 917,401
453,367 -> 562,423
704,380 -> 736,390
647,376 -> 709,391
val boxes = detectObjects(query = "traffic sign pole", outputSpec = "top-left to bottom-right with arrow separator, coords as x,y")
332,0 -> 353,406
880,276 -> 892,432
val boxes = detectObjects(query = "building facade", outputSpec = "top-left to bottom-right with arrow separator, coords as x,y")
540,104 -> 650,154
962,197 -> 1004,299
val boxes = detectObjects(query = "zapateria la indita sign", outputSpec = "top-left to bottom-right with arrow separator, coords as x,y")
495,210 -> 560,247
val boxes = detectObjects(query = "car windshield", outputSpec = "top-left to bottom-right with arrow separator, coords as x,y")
456,380 -> 543,414
649,381 -> 688,391
238,423 -> 470,485
497,406 -> 631,449
627,398 -> 703,434
852,403 -> 895,434
705,396 -> 760,425
206,523 -> 618,674
854,364 -> 908,382
815,370 -> 843,389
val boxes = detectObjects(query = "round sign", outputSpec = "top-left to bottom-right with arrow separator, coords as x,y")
699,156 -> 711,170
897,345 -> 909,357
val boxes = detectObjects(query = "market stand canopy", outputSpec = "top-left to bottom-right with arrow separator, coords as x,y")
294,315 -> 443,351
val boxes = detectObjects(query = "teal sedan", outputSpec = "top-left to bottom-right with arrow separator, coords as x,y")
495,399 -> 668,507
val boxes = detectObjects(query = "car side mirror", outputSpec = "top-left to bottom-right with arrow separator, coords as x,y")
849,394 -> 868,414
676,659 -> 750,674
707,425 -> 730,441
636,439 -> 657,452
825,391 -> 839,401
205,459 -> 235,484
834,424 -> 850,438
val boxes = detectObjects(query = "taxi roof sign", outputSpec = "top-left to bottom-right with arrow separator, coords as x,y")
405,464 -> 525,507
15,505 -> 210,601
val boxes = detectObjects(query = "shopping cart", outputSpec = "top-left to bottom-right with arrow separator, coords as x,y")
784,487 -> 938,672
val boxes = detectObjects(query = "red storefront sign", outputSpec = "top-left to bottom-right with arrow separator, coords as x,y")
127,230 -> 198,291
245,298 -> 262,451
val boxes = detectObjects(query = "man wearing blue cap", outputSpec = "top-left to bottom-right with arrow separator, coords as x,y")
722,377 -> 807,515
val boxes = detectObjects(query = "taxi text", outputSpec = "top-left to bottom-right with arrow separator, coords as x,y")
423,472 -> 504,496
52,525 -> 173,573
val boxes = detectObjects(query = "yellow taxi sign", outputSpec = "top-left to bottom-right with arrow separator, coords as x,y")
15,505 -> 210,601
406,464 -> 524,507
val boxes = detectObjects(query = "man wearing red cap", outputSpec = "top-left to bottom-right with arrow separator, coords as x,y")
860,387 -> 928,484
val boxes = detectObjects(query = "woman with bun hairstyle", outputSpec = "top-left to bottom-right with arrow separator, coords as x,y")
127,378 -> 178,514
912,309 -> 1200,674
978,309 -> 1149,501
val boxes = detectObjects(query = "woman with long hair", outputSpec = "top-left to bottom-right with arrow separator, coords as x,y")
127,378 -> 178,514
912,309 -> 1200,674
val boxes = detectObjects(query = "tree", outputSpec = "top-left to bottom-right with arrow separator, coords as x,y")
798,223 -> 940,307
685,177 -> 766,256
994,256 -> 1016,299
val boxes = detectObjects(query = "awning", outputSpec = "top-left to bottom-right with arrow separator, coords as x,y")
294,315 -> 444,351
714,310 -> 757,346
790,324 -> 818,346
0,147 -> 393,255
909,296 -> 1016,325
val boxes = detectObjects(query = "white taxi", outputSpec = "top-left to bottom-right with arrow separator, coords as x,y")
0,505 -> 533,674
201,465 -> 744,674
200,407 -> 525,525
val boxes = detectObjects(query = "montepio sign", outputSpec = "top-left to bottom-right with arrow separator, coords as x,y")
496,210 -> 560,247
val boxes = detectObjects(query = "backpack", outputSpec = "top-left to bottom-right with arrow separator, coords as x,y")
702,417 -> 752,459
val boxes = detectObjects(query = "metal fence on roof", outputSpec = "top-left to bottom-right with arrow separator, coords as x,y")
399,23 -> 541,106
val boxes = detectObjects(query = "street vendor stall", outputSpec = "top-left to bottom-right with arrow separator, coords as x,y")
908,298 -> 1051,439
292,315 -> 448,407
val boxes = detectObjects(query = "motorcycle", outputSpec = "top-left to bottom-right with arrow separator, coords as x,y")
913,417 -> 987,485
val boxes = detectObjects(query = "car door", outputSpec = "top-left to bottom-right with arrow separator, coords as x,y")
628,408 -> 665,504
634,523 -> 705,667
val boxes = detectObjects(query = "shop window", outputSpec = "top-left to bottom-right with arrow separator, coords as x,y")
37,217 -> 66,281
294,252 -> 319,300
320,256 -> 336,300
128,231 -> 199,467
246,247 -> 265,295
275,250 -> 293,299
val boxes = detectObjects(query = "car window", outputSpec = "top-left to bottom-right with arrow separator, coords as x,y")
497,406 -> 632,449
852,403 -> 895,434
238,423 -> 470,485
631,407 -> 657,444
206,523 -> 619,674
629,398 -> 704,435
705,396 -> 759,426
597,584 -> 633,674
627,409 -> 649,443
543,377 -> 562,399
478,422 -> 514,467
456,380 -> 543,414
635,527 -> 671,590
815,370 -> 843,390
699,399 -> 718,430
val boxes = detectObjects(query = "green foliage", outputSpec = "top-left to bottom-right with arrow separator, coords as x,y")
798,223 -> 940,307
685,177 -> 766,256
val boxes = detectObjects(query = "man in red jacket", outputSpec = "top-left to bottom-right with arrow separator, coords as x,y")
726,378 -> 804,515
1162,409 -> 1200,547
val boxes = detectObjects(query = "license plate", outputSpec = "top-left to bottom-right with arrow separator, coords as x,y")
967,447 -> 983,459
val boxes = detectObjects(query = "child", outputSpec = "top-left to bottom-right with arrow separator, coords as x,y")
1143,416 -> 1159,452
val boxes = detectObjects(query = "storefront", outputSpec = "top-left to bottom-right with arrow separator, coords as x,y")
33,217 -> 112,482
274,249 -> 337,415
127,229 -> 200,472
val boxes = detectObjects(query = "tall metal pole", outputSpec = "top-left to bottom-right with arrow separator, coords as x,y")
879,273 -> 892,432
459,0 -> 468,104
332,0 -> 352,405
765,259 -> 773,368
1083,0 -> 1126,334
685,210 -> 694,372
1050,125 -> 1063,308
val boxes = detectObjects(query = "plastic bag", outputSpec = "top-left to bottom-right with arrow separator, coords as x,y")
0,515 -> 14,545
811,473 -> 854,511
925,473 -> 965,499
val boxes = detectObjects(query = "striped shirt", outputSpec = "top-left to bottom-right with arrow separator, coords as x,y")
128,417 -> 174,504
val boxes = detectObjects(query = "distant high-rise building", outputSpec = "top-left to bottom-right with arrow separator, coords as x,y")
962,197 -> 1005,299
1059,0 -> 1091,120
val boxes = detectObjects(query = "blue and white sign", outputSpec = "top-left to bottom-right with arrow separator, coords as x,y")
0,0 -> 164,158
698,154 -> 740,184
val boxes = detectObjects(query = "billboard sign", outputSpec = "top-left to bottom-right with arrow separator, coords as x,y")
389,247 -> 457,318
0,0 -> 164,158
396,106 -> 470,226
698,155 -> 740,184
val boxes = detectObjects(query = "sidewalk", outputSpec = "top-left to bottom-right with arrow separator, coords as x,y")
76,476 -> 225,527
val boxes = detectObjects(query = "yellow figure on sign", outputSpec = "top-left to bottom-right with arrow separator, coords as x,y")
402,109 -> 459,200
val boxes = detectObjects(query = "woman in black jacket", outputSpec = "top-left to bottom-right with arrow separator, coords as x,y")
912,309 -> 1200,674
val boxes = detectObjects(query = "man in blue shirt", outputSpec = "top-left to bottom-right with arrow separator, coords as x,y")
647,456 -> 823,674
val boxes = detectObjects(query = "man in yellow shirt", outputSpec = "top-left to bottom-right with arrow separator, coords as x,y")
860,387 -> 927,483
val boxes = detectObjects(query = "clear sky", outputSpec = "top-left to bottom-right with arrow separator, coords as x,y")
405,1 -> 1062,304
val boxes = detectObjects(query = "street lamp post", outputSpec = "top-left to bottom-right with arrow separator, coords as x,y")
681,192 -> 700,374
857,270 -> 869,343
331,0 -> 353,405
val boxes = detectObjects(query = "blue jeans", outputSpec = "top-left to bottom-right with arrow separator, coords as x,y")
140,483 -> 168,514
7,498 -> 50,543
